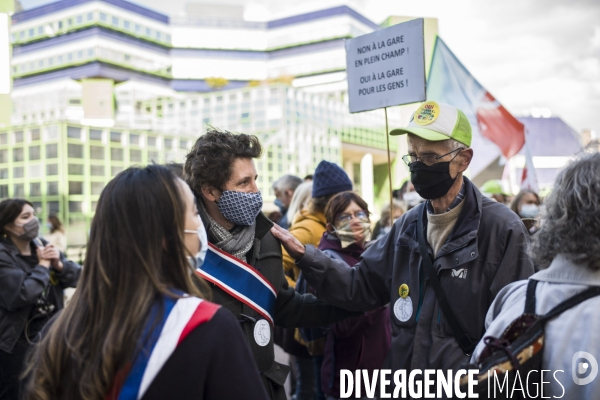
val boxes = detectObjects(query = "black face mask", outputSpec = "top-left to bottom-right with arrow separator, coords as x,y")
409,161 -> 457,200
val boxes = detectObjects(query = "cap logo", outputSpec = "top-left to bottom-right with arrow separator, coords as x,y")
414,101 -> 440,126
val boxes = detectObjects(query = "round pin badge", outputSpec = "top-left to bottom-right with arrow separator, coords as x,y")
393,296 -> 413,322
254,319 -> 271,347
399,284 -> 409,298
414,101 -> 440,126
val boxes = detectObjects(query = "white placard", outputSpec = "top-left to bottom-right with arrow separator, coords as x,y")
345,18 -> 426,113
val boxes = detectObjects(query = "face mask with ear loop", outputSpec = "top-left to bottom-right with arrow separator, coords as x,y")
184,217 -> 209,269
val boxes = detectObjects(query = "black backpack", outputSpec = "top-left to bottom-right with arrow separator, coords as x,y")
460,279 -> 600,399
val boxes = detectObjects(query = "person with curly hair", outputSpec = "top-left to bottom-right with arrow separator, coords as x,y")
184,129 -> 356,400
470,152 -> 600,398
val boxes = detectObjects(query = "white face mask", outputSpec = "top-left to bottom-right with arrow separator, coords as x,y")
184,218 -> 208,268
403,191 -> 423,207
519,204 -> 540,219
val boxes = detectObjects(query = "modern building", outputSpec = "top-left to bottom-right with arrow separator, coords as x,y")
1,0 -> 422,244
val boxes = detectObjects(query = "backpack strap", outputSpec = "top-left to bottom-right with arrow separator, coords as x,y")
416,204 -> 475,357
524,279 -> 538,314
539,286 -> 600,323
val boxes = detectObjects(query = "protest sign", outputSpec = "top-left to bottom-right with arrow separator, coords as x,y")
345,18 -> 426,113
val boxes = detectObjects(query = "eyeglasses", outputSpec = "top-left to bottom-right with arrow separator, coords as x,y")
402,147 -> 465,166
335,210 -> 369,223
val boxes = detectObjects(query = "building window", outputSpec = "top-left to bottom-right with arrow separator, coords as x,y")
31,129 -> 40,141
69,201 -> 82,213
29,165 -> 41,178
90,146 -> 104,160
148,151 -> 159,162
47,181 -> 58,195
87,12 -> 93,21
145,27 -> 151,37
29,146 -> 40,161
147,137 -> 156,147
13,166 -> 24,178
14,184 -> 24,197
179,140 -> 188,150
46,164 -> 58,176
46,144 -> 58,159
69,181 -> 83,195
130,149 -> 142,162
13,148 -> 24,162
68,144 -> 83,158
164,139 -> 172,149
90,165 -> 104,176
37,26 -> 43,35
67,126 -> 81,139
135,24 -> 141,33
28,28 -> 34,37
76,15 -> 83,24
48,201 -> 59,214
0,133 -> 6,145
14,131 -> 23,143
129,134 -> 140,145
110,148 -> 123,161
110,131 -> 121,143
100,13 -> 107,22
89,129 -> 102,141
124,20 -> 130,29
111,166 -> 123,176
30,182 -> 41,197
68,164 -> 84,175
0,185 -> 8,198
0,168 -> 7,179
111,16 -> 119,26
91,182 -> 104,195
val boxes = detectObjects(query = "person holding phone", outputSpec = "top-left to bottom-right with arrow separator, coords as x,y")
0,199 -> 81,400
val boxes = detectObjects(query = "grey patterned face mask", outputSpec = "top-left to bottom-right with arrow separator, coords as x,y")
216,190 -> 263,226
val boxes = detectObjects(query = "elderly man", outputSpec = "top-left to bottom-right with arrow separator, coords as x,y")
272,174 -> 303,230
273,101 -> 535,386
184,129 -> 355,400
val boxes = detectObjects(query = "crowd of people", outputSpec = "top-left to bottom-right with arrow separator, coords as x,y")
0,100 -> 598,400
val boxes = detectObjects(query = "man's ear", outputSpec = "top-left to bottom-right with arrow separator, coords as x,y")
457,148 -> 474,173
201,183 -> 221,202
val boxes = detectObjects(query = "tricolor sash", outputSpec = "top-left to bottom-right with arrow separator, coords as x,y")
196,243 -> 277,325
111,296 -> 219,400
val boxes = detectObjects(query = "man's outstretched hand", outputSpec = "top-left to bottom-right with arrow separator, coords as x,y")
271,223 -> 306,260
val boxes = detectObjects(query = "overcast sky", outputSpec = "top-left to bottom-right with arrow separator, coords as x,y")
21,0 -> 600,135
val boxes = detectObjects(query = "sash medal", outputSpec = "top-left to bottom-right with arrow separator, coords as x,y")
109,296 -> 220,400
197,243 -> 277,325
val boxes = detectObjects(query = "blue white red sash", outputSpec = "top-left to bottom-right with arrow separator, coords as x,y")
196,243 -> 277,325
112,296 -> 219,400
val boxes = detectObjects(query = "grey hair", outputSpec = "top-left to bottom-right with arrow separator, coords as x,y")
530,152 -> 600,271
272,174 -> 303,191
442,139 -> 466,152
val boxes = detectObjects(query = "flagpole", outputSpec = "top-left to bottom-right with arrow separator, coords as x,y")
385,107 -> 394,220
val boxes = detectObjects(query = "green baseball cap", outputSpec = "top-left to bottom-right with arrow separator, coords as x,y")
390,101 -> 472,147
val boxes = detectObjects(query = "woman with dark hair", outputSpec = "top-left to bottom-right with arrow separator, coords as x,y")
23,165 -> 268,400
317,192 -> 391,400
44,215 -> 66,252
0,199 -> 81,400
470,152 -> 600,398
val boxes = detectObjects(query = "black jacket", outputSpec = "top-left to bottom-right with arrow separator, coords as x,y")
0,237 -> 81,353
202,211 -> 356,400
297,177 -> 535,374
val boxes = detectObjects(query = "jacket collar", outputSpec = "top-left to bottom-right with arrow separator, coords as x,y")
255,212 -> 274,241
532,254 -> 600,286
400,177 -> 482,255
0,237 -> 27,256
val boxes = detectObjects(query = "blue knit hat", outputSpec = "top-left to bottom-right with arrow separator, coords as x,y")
312,161 -> 353,198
